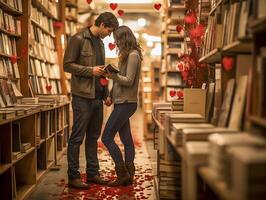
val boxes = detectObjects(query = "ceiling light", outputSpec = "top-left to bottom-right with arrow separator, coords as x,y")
137,18 -> 146,27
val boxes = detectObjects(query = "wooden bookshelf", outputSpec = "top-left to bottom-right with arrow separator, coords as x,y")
199,48 -> 221,63
0,1 -> 71,199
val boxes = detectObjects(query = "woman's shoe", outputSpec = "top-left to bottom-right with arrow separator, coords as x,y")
107,163 -> 130,187
125,161 -> 135,185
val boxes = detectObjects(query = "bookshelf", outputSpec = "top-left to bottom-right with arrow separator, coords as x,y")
0,0 -> 71,199
161,0 -> 186,102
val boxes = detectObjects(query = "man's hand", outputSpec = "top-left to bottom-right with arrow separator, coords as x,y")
92,66 -> 105,76
102,70 -> 112,78
104,97 -> 112,106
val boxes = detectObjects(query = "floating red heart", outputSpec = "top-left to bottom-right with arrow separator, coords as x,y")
154,3 -> 161,10
117,9 -> 124,16
108,43 -> 116,50
169,90 -> 176,97
222,56 -> 234,71
100,78 -> 108,86
46,85 -> 52,92
177,90 -> 184,99
109,3 -> 118,10
10,55 -> 17,64
53,21 -> 64,28
176,25 -> 183,33
86,0 -> 92,4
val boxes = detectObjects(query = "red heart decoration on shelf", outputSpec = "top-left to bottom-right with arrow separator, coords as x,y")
117,9 -> 124,16
53,21 -> 64,28
177,90 -> 184,99
46,85 -> 52,92
187,79 -> 192,86
100,78 -> 108,86
184,13 -> 197,24
109,3 -> 118,10
10,55 -> 17,64
176,25 -> 183,33
86,0 -> 93,4
222,56 -> 234,71
108,43 -> 116,50
169,90 -> 176,97
154,3 -> 161,10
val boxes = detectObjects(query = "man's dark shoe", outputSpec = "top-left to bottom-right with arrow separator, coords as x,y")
68,178 -> 90,189
86,175 -> 109,185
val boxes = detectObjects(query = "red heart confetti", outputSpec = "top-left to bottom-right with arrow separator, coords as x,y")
10,55 -> 17,64
109,3 -> 118,10
154,3 -> 161,10
108,43 -> 116,50
169,90 -> 176,97
184,12 -> 197,24
86,0 -> 92,4
53,21 -> 64,28
46,85 -> 52,92
177,63 -> 184,71
176,24 -> 183,33
222,56 -> 234,71
100,78 -> 108,86
117,9 -> 124,16
177,90 -> 184,99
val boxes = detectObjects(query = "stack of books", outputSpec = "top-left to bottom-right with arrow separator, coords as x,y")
208,133 -> 266,182
171,99 -> 183,111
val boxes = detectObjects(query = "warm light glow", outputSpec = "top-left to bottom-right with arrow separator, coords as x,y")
118,18 -> 123,26
134,32 -> 139,39
137,18 -> 146,27
151,43 -> 161,56
146,41 -> 153,47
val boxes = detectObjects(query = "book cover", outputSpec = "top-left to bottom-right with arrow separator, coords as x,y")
104,63 -> 119,73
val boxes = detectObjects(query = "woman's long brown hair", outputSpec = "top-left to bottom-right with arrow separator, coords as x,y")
113,25 -> 143,64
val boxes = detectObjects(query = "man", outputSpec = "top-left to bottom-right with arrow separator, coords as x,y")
64,12 -> 118,189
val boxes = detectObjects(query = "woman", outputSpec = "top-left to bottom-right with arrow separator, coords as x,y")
101,25 -> 143,187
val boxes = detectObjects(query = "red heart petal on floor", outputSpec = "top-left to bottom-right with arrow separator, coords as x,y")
109,3 -> 118,10
108,43 -> 116,50
154,3 -> 161,10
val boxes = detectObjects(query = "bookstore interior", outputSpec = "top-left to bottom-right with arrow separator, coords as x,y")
0,0 -> 266,199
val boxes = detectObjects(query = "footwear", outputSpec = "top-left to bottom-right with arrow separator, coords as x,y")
86,175 -> 109,185
68,178 -> 90,189
125,161 -> 135,185
107,163 -> 130,187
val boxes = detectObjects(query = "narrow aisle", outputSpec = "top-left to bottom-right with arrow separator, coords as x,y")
29,108 -> 156,200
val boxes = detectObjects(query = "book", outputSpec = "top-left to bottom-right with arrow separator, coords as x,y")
104,63 -> 119,73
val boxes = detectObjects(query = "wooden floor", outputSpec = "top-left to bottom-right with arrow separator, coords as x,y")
28,108 -> 157,200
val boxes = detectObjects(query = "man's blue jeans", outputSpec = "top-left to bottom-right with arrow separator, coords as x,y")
101,103 -> 137,164
67,95 -> 103,180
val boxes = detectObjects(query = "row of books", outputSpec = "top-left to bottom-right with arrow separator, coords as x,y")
29,57 -> 60,79
0,8 -> 21,35
30,6 -> 55,36
201,1 -> 249,56
0,32 -> 17,56
0,79 -> 18,107
30,43 -> 58,64
1,0 -> 22,12
0,57 -> 20,79
29,76 -> 62,95
30,23 -> 55,49
65,6 -> 77,19
198,0 -> 210,22
65,20 -> 77,36
32,0 -> 58,19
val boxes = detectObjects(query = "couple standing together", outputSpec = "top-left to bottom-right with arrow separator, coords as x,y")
63,12 -> 142,189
